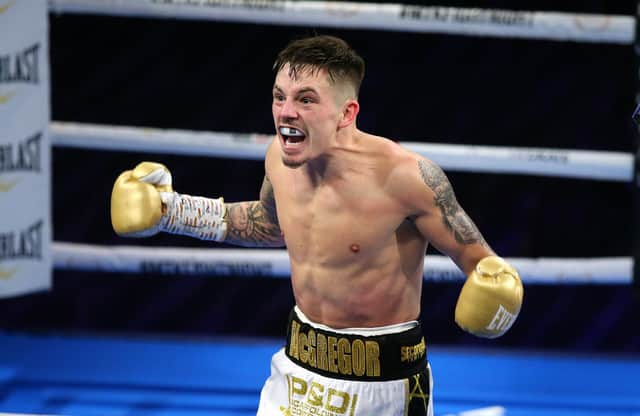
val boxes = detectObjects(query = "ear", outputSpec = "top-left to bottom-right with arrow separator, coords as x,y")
338,99 -> 359,129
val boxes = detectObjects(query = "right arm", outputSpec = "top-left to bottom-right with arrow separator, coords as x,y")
111,150 -> 284,247
224,175 -> 285,247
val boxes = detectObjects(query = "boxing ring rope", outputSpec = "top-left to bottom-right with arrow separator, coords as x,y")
52,242 -> 632,284
51,122 -> 633,182
44,3 -> 637,286
49,122 -> 634,285
48,0 -> 633,44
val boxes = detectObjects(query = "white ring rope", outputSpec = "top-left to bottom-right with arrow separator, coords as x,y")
52,242 -> 632,285
51,121 -> 634,182
47,0 -> 634,44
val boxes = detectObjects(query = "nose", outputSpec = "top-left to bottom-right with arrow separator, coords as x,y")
279,98 -> 298,121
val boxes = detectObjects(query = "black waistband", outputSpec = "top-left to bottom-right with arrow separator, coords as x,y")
285,308 -> 427,381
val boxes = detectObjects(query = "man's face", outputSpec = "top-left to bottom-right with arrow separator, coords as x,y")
272,64 -> 346,168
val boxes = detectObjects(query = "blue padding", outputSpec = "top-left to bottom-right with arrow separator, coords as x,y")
430,347 -> 640,413
0,332 -> 638,416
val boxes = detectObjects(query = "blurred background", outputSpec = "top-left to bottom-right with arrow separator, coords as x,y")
1,0 -> 638,354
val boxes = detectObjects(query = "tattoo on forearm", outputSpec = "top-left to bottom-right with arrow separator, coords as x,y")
224,176 -> 283,247
225,202 -> 282,246
418,159 -> 488,246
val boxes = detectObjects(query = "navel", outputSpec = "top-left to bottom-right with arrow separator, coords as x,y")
350,243 -> 360,253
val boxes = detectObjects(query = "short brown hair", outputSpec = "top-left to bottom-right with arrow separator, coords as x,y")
273,35 -> 365,97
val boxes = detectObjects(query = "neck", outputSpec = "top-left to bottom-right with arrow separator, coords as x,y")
304,127 -> 361,183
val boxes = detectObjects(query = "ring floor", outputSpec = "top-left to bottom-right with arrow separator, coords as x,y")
0,332 -> 638,416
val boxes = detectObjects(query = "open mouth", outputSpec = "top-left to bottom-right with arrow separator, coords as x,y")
279,126 -> 306,146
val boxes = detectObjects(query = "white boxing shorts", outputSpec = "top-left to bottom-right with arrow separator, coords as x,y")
257,307 -> 433,416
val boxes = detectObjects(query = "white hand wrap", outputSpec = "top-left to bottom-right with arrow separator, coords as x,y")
158,192 -> 228,241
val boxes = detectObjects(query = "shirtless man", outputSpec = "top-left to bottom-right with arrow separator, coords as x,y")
110,35 -> 523,416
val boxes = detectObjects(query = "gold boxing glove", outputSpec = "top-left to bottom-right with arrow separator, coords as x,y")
110,162 -> 173,237
111,162 -> 228,241
454,256 -> 524,338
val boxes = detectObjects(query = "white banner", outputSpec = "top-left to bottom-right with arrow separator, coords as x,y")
0,2 -> 51,298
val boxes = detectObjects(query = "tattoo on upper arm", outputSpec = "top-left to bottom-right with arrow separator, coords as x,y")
418,159 -> 487,247
224,176 -> 283,247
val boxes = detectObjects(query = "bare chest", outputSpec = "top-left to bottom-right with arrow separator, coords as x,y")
272,176 -> 404,263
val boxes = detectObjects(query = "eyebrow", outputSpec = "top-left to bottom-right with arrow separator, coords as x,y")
272,85 -> 319,96
297,87 -> 319,96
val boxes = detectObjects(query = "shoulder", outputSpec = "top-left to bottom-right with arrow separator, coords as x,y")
375,137 -> 429,185
360,133 -> 416,170
357,132 -> 438,206
264,136 -> 280,176
380,139 -> 447,212
358,132 -> 430,184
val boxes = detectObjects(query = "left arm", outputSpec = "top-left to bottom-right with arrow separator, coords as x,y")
396,156 -> 523,338
409,157 -> 493,274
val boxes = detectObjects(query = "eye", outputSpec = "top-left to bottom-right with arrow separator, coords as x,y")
301,97 -> 314,104
273,93 -> 285,102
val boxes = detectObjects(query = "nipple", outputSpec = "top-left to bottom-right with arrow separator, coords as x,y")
350,244 -> 360,253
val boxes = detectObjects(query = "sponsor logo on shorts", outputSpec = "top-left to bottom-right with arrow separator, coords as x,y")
401,336 -> 426,363
280,375 -> 358,416
406,373 -> 430,414
288,320 -> 381,378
